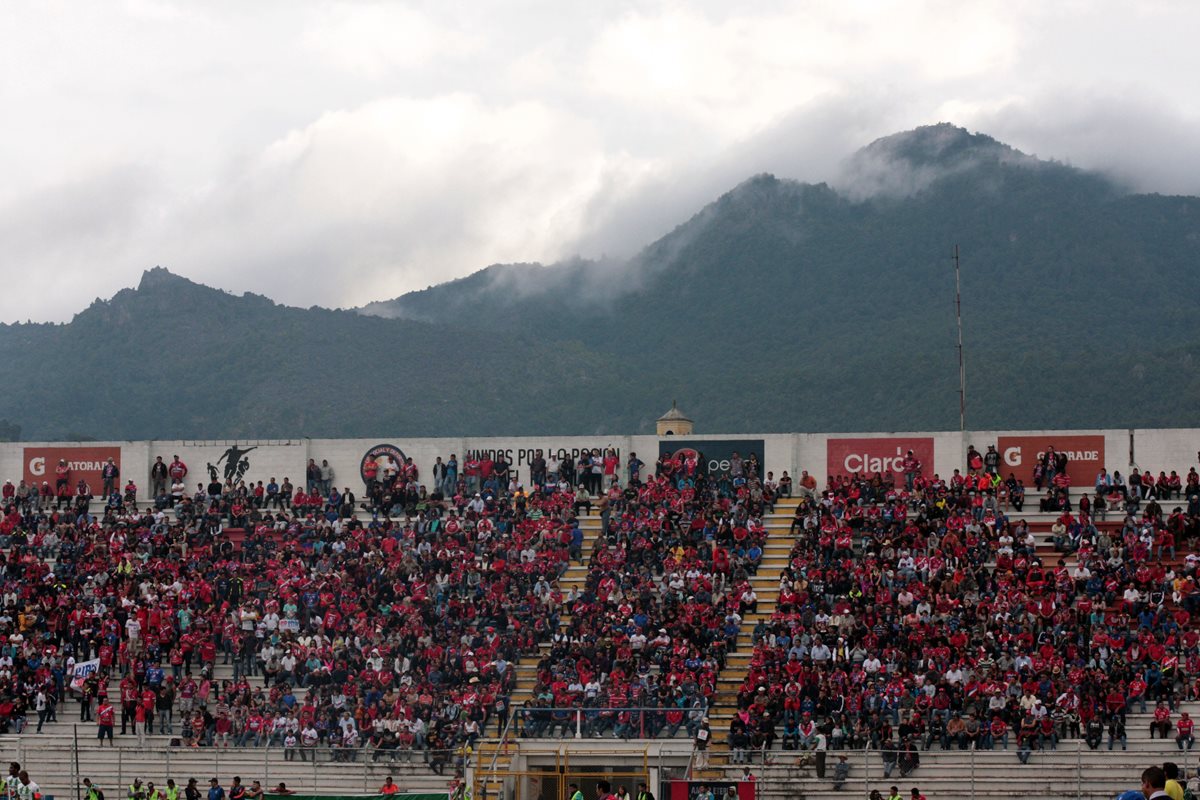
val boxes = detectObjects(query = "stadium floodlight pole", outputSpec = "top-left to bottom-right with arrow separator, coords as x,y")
954,244 -> 966,433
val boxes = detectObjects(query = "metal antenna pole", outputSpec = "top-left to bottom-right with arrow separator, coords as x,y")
954,244 -> 966,433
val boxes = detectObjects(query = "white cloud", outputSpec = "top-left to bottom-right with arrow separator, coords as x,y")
128,94 -> 658,310
1,0 -> 1200,321
302,3 -> 478,78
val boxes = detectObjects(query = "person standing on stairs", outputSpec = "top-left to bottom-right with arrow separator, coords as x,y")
694,719 -> 711,769
813,730 -> 828,779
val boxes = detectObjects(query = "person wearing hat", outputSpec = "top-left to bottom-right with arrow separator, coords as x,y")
206,779 -> 224,800
832,755 -> 850,790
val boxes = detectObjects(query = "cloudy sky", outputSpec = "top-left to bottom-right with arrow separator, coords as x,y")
2,0 -> 1198,322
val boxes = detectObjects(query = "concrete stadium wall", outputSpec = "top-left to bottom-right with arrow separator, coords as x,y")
1131,428 -> 1200,474
0,429 -> 1195,494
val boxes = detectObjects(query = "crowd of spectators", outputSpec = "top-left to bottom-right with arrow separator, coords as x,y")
0,450 -> 593,769
3,440 -> 1199,778
734,445 -> 1200,769
513,449 -> 782,739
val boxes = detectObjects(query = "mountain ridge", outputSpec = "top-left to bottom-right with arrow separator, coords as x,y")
2,123 -> 1198,440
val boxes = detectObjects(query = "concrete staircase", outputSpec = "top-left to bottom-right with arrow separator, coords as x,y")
691,497 -> 803,778
473,514 -> 606,797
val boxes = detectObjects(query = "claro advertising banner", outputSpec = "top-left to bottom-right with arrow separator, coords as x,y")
826,437 -> 935,480
22,445 -> 122,488
996,434 -> 1105,487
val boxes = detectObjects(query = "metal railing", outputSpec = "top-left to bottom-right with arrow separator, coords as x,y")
709,739 -> 1198,800
514,706 -> 706,740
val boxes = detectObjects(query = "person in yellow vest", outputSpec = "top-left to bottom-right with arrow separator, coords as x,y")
164,781 -> 179,800
83,778 -> 105,800
636,782 -> 655,800
568,783 -> 584,800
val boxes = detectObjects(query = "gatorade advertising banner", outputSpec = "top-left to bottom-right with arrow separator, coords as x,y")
23,445 -> 121,489
826,437 -> 935,481
658,439 -> 766,479
996,434 -> 1105,487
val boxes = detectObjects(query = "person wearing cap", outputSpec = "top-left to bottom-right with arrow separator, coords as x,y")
206,779 -> 224,800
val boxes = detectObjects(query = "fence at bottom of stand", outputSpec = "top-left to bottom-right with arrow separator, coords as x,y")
476,769 -> 653,800
1,737 -> 467,800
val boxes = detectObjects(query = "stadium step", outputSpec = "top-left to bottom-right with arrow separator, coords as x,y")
470,517 -> 610,796
708,520 -> 799,725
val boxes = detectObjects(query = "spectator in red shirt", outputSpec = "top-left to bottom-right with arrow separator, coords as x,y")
1177,712 -> 1194,751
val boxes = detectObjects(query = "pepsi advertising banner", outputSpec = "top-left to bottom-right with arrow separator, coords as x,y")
658,439 -> 766,478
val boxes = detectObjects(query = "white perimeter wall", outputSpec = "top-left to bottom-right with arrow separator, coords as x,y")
0,430 -> 1196,492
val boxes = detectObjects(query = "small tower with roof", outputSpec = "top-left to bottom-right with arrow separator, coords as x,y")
656,401 -> 694,436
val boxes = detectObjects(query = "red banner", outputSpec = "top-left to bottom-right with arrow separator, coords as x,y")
996,435 -> 1104,488
826,437 -> 935,480
23,446 -> 122,490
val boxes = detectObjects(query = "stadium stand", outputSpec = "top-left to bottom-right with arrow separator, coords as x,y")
0,437 -> 1198,800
